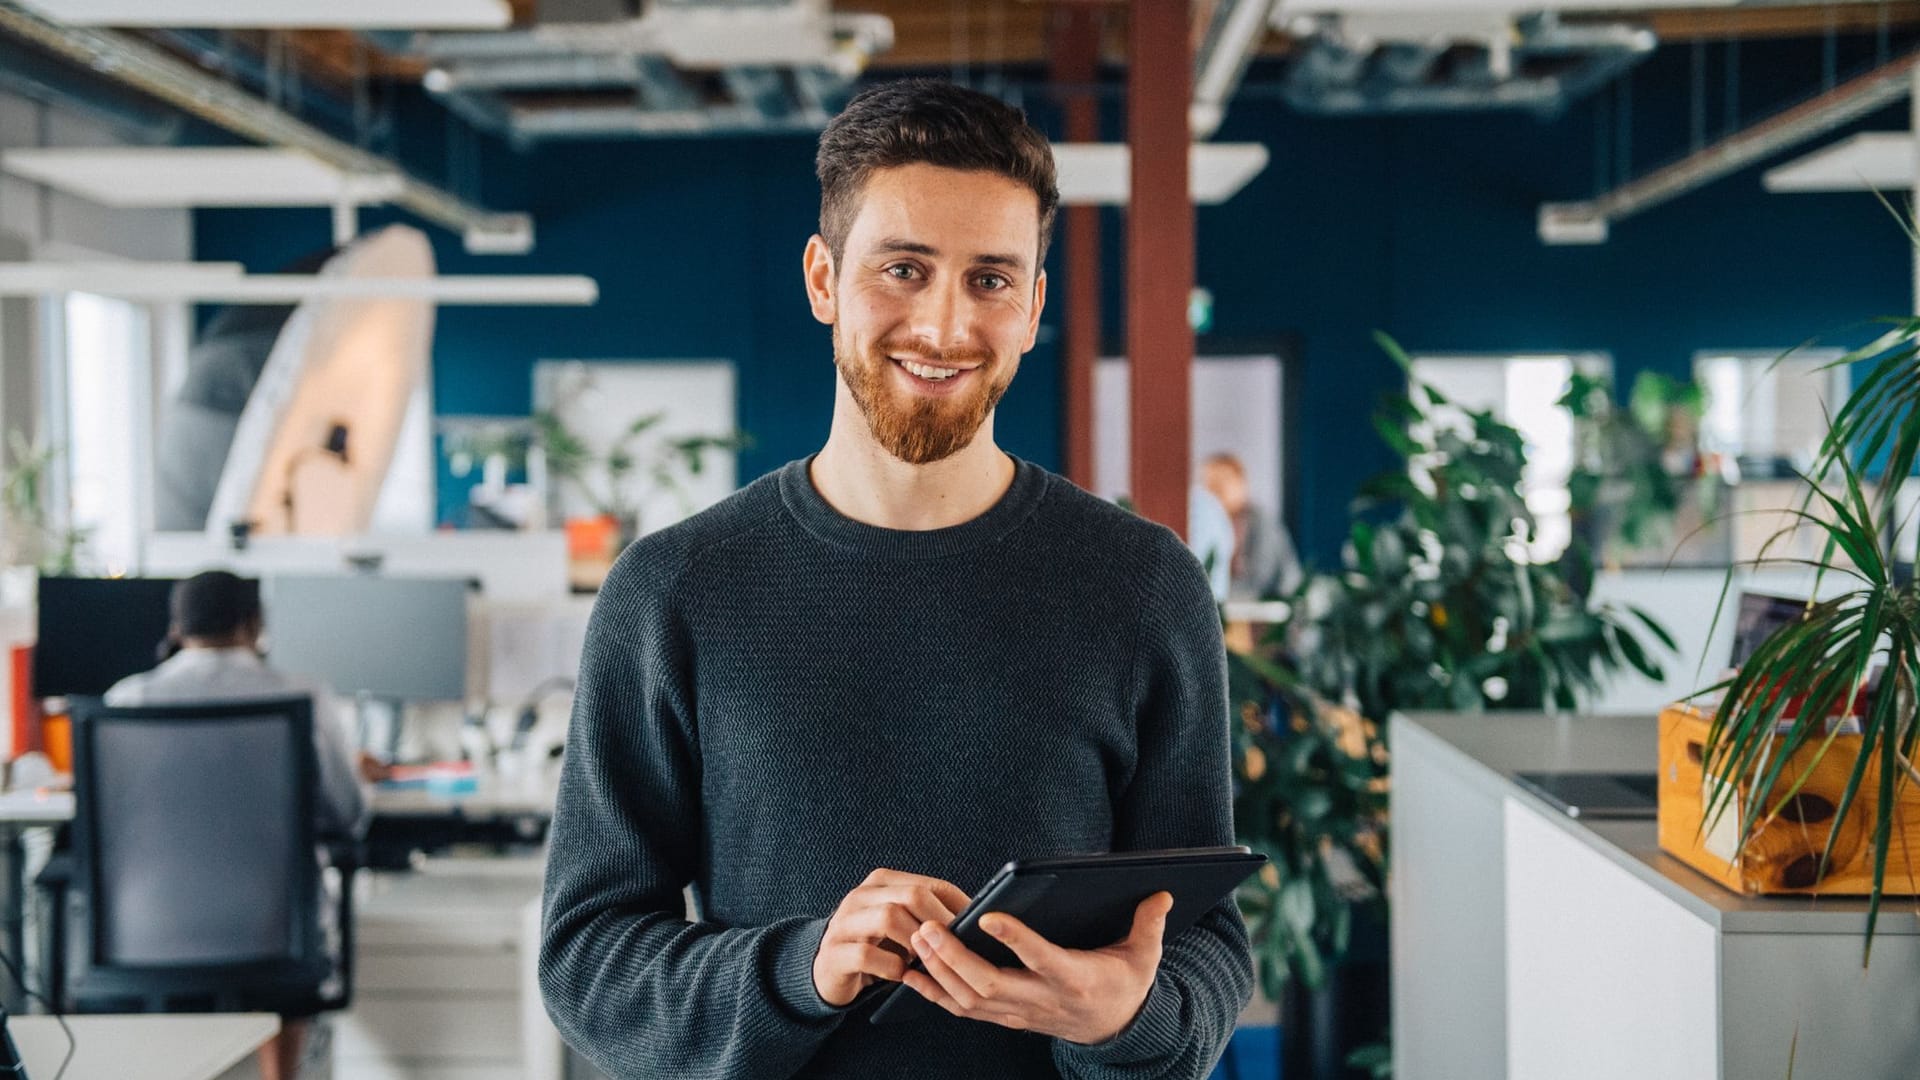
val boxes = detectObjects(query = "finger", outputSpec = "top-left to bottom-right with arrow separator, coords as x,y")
834,902 -> 925,952
902,970 -> 1031,1030
863,870 -> 971,916
858,884 -> 966,927
978,911 -> 1069,977
839,941 -> 911,984
914,935 -> 1019,1018
914,922 -> 1031,1008
1127,891 -> 1175,954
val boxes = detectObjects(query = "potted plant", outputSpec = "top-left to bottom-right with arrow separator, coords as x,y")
1,431 -> 89,583
1691,315 -> 1920,959
1560,370 -> 1727,582
1232,334 -> 1673,1078
531,402 -> 751,545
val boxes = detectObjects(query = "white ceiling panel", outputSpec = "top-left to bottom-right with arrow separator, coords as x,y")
1053,143 -> 1270,206
18,0 -> 510,29
0,147 -> 405,208
1763,132 -> 1916,193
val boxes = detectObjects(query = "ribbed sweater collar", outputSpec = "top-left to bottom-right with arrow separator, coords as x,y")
776,451 -> 1048,560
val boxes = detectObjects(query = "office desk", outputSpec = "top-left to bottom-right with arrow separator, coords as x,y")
12,1011 -> 278,1080
0,764 -> 560,999
370,760 -> 559,822
1393,711 -> 1920,1080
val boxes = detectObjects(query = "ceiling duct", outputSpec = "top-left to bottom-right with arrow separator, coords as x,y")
1278,10 -> 1657,116
413,0 -> 891,144
0,0 -> 534,253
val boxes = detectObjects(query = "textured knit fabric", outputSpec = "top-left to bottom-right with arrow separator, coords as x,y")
540,453 -> 1252,1080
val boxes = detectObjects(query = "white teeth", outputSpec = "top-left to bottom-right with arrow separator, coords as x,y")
899,359 -> 960,381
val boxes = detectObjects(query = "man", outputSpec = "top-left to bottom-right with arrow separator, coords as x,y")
541,79 -> 1251,1079
105,569 -> 370,1080
1201,452 -> 1303,601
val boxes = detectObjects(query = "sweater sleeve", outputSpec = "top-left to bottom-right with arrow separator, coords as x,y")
1053,536 -> 1254,1080
539,554 -> 847,1080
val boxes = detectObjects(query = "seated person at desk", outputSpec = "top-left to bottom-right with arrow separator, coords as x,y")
104,570 -> 373,1080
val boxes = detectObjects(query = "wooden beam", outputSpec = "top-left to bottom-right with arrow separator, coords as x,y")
1128,0 -> 1192,539
1577,3 -> 1920,42
1052,3 -> 1100,491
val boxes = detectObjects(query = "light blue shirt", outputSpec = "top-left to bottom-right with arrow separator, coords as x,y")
1189,485 -> 1235,603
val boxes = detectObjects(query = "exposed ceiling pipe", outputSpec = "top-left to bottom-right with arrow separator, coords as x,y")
0,0 -> 535,254
506,103 -> 825,140
1283,12 -> 1655,117
1191,0 -> 1279,140
1540,47 -> 1920,244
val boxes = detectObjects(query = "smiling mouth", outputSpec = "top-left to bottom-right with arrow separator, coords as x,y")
892,356 -> 973,383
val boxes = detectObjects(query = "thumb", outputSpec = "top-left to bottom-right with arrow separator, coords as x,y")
1129,891 -> 1174,953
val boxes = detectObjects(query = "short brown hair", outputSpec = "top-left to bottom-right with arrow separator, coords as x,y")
815,78 -> 1059,272
1203,452 -> 1246,477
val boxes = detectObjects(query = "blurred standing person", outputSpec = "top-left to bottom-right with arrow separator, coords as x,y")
1201,452 -> 1303,600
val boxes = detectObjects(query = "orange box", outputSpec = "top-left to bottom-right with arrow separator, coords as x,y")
1658,703 -> 1920,896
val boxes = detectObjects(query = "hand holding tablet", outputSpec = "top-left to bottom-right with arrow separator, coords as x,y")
867,845 -> 1267,1027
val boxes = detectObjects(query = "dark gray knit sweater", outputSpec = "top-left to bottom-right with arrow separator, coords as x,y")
540,453 -> 1252,1080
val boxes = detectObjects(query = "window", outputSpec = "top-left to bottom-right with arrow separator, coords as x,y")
1408,353 -> 1608,562
1695,351 -> 1849,567
48,292 -> 151,573
1694,350 -> 1847,473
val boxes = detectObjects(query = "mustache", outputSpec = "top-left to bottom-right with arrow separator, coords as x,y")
873,337 -> 993,366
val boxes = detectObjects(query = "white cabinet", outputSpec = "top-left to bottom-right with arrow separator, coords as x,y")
334,855 -> 561,1080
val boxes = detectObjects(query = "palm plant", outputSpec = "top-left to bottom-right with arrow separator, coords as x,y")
1697,316 -> 1920,961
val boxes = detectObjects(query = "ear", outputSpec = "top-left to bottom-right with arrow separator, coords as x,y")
803,234 -> 837,326
1023,269 -> 1048,352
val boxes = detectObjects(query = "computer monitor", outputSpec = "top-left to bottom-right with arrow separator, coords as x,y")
261,574 -> 472,701
33,576 -> 181,698
1729,591 -> 1809,669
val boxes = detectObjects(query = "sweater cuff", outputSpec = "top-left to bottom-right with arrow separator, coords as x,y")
1058,975 -> 1186,1067
767,916 -> 845,1023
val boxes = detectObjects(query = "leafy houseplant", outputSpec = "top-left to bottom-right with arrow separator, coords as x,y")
532,406 -> 750,542
1698,316 -> 1920,959
1561,370 -> 1721,574
1230,334 -> 1674,1076
1,431 -> 88,575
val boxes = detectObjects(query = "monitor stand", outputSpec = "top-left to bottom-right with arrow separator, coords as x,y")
354,693 -> 407,763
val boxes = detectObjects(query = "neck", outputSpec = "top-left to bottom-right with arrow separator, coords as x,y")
811,379 -> 1016,531
180,636 -> 252,652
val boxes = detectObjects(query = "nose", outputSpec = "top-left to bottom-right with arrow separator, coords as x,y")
909,273 -> 971,351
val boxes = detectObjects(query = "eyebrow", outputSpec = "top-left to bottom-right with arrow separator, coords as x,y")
873,238 -> 1028,273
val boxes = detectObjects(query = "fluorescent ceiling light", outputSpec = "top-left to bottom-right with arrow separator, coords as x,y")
1052,143 -> 1269,206
17,0 -> 510,29
0,261 -> 243,293
1762,132 -> 1915,193
0,147 -> 405,208
0,264 -> 598,306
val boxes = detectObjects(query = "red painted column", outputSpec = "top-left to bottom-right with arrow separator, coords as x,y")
1128,0 -> 1192,538
1053,5 -> 1101,491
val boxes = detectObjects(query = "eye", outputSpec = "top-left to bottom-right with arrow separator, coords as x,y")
975,272 -> 1010,291
886,264 -> 921,281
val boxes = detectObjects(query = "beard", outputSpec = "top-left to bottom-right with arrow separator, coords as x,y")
833,325 -> 1015,465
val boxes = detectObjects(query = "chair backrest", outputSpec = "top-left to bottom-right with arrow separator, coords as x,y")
68,696 -> 323,991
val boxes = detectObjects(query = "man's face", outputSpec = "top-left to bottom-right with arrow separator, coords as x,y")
805,163 -> 1047,465
1203,462 -> 1248,516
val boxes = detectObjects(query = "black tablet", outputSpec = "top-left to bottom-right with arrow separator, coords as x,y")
867,845 -> 1267,1025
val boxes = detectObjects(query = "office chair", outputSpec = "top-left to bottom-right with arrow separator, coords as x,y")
38,696 -> 357,1018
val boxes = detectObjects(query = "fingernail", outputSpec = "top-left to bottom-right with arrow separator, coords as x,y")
981,915 -> 1003,935
923,925 -> 944,944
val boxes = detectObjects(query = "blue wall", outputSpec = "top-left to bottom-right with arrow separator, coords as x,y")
194,39 -> 1915,561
